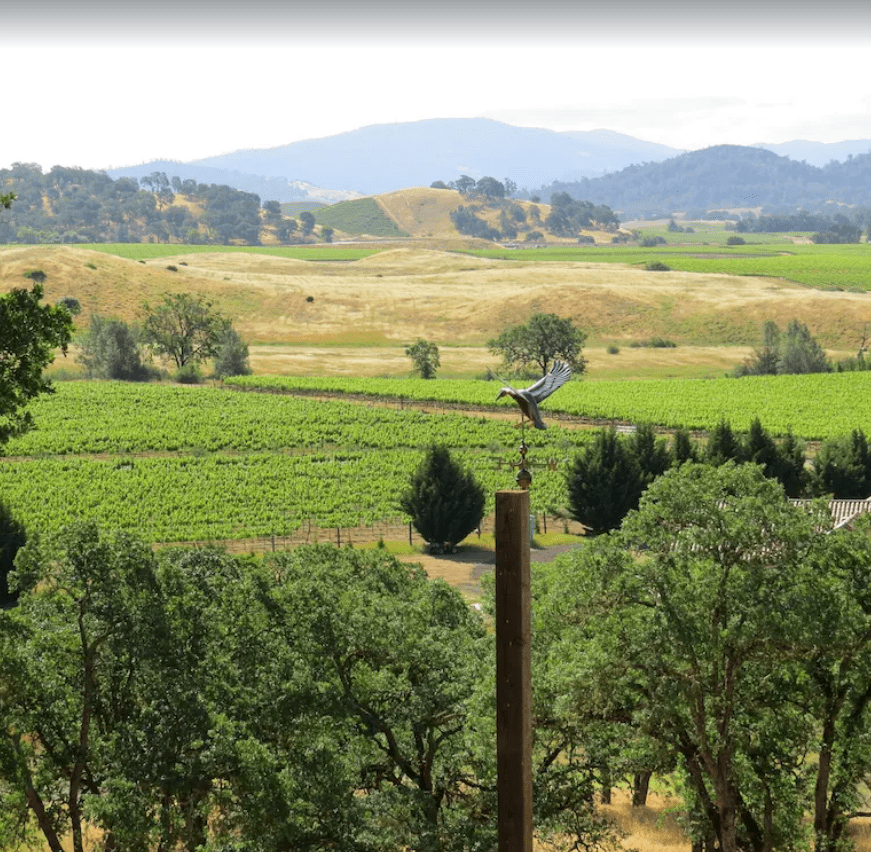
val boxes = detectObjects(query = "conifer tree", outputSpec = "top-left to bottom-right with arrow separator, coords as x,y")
566,428 -> 643,533
399,445 -> 485,553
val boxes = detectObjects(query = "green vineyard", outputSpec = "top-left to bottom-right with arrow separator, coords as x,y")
1,382 -> 582,542
5,371 -> 871,545
228,371 -> 871,439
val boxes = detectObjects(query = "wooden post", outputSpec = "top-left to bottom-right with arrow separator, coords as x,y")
495,490 -> 533,852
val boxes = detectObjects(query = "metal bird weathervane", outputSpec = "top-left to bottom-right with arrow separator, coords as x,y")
490,361 -> 572,488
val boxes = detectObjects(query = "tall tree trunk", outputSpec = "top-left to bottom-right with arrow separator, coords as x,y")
814,712 -> 837,848
11,734 -> 65,852
600,765 -> 612,805
632,770 -> 652,807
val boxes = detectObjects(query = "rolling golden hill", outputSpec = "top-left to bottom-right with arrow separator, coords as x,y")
4,244 -> 870,345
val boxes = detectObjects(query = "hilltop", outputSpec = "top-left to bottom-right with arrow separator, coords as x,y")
548,144 -> 871,218
311,188 -> 620,243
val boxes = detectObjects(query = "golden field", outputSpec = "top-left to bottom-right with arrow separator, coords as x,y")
2,243 -> 868,380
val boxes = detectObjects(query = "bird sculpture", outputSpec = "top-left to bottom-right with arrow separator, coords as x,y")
491,361 -> 571,430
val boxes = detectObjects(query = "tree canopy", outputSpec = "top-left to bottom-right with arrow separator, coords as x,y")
736,319 -> 831,376
537,462 -> 871,852
405,338 -> 440,379
78,314 -> 151,381
141,292 -> 231,370
0,284 -> 74,446
0,525 -> 502,852
487,310 -> 587,376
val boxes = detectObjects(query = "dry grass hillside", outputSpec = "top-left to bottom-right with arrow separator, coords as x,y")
372,187 -> 615,243
3,244 -> 868,378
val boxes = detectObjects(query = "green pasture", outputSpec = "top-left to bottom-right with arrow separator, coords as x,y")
468,241 -> 871,290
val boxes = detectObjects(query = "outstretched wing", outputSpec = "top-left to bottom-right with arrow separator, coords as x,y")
524,361 -> 571,403
487,367 -> 519,396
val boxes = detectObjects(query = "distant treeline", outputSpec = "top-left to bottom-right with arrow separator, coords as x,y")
0,163 -> 301,246
735,210 -> 866,243
538,144 -> 871,219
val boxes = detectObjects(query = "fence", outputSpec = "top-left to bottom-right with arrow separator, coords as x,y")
162,511 -> 581,555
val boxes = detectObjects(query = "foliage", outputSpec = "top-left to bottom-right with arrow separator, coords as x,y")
736,319 -> 831,376
0,526 -> 500,852
449,205 -> 500,240
399,445 -> 486,553
538,464 -> 871,852
811,428 -> 871,498
810,218 -> 862,243
744,418 -> 807,496
544,191 -> 619,236
0,284 -> 74,446
141,291 -> 230,369
263,545 -> 495,851
0,500 -> 25,608
405,338 -> 440,379
57,296 -> 81,315
568,417 -> 809,532
487,310 -> 587,376
212,326 -> 251,379
174,363 -> 203,384
77,314 -> 151,381
704,417 -> 744,465
778,319 -> 832,374
0,523 -> 169,851
628,337 -> 676,348
474,176 -> 505,199
0,163 -> 267,245
540,145 -> 871,218
629,422 -> 671,485
299,210 -> 315,237
566,428 -> 643,533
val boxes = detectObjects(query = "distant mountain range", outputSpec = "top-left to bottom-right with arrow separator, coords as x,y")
103,118 -> 871,212
549,145 -> 871,218
106,119 -> 686,201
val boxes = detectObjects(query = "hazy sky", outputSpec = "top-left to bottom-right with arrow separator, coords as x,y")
4,0 -> 871,171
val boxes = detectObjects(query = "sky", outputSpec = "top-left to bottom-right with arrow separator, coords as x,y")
3,0 -> 871,172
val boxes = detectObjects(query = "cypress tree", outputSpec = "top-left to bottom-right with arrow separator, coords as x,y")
566,428 -> 643,533
399,445 -> 485,554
